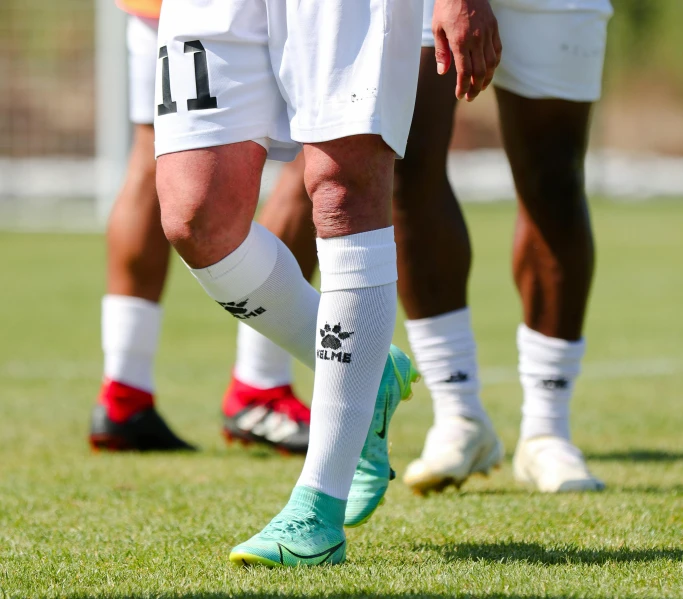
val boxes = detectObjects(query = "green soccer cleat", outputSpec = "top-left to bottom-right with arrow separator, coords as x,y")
344,345 -> 420,528
229,486 -> 347,567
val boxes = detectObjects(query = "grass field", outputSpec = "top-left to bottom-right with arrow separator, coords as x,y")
1,199 -> 682,599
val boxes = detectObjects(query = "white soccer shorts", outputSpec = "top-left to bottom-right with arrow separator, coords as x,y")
422,0 -> 612,102
127,15 -> 160,125
153,0 -> 423,161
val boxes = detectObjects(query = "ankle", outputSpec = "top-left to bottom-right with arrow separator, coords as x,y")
99,378 -> 154,423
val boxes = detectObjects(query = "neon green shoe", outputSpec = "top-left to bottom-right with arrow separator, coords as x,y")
344,345 -> 420,528
229,486 -> 346,567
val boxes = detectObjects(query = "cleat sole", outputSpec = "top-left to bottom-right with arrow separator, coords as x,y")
344,496 -> 385,529
222,428 -> 253,448
405,439 -> 504,495
410,475 -> 464,496
222,424 -> 307,455
89,434 -> 134,452
229,552 -> 280,568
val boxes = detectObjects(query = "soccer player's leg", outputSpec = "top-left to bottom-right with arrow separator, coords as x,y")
399,4 -> 503,496
223,155 -> 315,455
491,4 -> 612,492
150,0 -> 345,567
91,14 -> 193,452
229,1 -> 423,565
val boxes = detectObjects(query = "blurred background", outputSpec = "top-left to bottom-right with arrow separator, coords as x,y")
0,0 -> 681,231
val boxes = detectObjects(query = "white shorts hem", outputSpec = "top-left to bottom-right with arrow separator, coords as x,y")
155,123 -> 272,158
156,119 -> 408,161
292,120 -> 406,159
493,78 -> 601,103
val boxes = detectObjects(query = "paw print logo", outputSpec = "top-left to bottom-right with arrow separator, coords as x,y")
219,300 -> 249,315
320,323 -> 354,350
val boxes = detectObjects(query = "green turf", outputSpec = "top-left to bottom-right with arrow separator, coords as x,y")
1,199 -> 682,599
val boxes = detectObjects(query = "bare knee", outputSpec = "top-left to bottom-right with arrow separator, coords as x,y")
394,144 -> 449,213
303,136 -> 394,238
156,143 -> 265,267
518,148 -> 589,232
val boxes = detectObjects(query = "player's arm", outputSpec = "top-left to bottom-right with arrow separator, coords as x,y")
432,0 -> 502,102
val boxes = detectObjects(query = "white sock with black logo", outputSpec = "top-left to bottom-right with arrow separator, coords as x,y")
518,324 -> 585,441
189,222 -> 318,371
405,308 -> 489,435
102,294 -> 162,393
234,324 -> 294,389
297,227 -> 398,500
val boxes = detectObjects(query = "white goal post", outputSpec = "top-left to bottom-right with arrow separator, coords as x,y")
95,0 -> 131,223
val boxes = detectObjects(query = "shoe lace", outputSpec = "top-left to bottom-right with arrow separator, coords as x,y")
268,512 -> 319,540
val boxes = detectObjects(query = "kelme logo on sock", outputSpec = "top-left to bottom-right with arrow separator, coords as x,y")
217,299 -> 266,320
538,378 -> 569,390
317,323 -> 353,364
444,371 -> 469,383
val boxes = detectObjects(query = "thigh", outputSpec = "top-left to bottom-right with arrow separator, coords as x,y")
491,5 -> 611,102
154,0 -> 296,161
496,90 -> 592,177
401,47 -> 457,169
275,0 -> 423,159
127,16 -> 159,125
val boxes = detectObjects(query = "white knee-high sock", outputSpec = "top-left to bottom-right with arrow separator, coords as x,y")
405,308 -> 488,429
518,324 -> 585,441
234,324 -> 294,389
189,222 -> 318,372
102,295 -> 162,393
297,227 -> 397,500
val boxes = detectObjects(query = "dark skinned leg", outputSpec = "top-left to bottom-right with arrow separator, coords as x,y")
94,125 -> 193,453
227,154 -> 315,410
394,47 -> 471,318
399,49 -> 503,498
497,89 -> 605,492
496,88 -> 594,341
258,153 -> 317,281
107,124 -> 171,302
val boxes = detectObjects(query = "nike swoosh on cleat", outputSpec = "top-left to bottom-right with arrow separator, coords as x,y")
277,540 -> 345,566
376,393 -> 390,439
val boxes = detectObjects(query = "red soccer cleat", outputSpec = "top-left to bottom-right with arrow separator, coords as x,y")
222,377 -> 310,455
89,379 -> 196,452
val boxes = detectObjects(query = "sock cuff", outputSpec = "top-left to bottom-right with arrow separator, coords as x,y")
188,222 -> 279,301
517,323 -> 585,377
316,226 -> 397,292
405,307 -> 473,343
103,294 -> 161,314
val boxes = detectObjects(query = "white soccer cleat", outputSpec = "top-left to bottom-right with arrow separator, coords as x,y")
403,417 -> 504,495
513,436 -> 605,493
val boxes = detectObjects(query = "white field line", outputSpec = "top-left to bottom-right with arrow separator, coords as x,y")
1,357 -> 682,384
2,150 -> 683,200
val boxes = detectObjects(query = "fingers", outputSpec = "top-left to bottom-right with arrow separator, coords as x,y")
466,45 -> 487,101
482,38 -> 498,92
433,28 -> 452,75
492,23 -> 503,65
433,0 -> 503,100
453,48 -> 472,101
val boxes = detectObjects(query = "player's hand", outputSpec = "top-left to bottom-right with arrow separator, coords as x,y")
432,0 -> 502,102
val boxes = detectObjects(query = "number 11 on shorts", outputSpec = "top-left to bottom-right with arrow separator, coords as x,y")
157,41 -> 217,117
